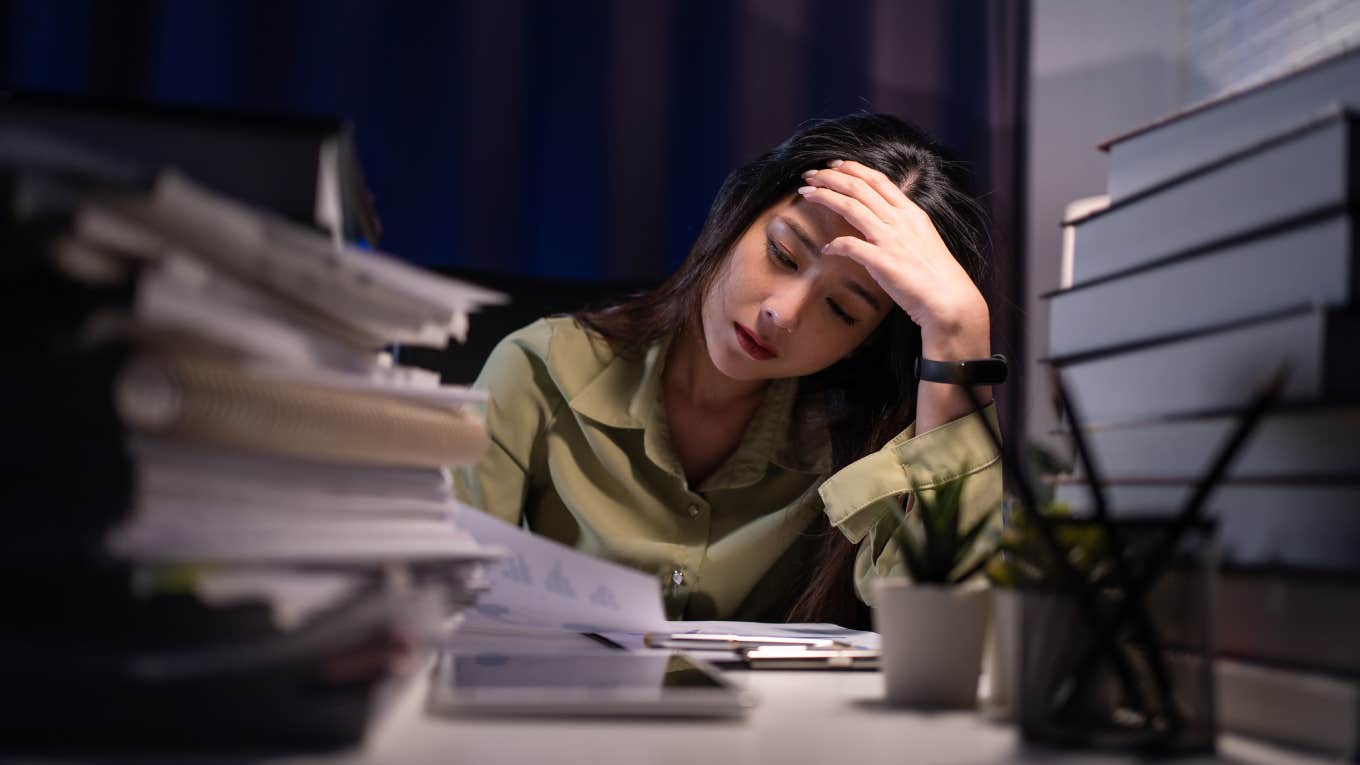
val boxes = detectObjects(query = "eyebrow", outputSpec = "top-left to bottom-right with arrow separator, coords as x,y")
844,281 -> 883,312
780,216 -> 821,260
777,215 -> 884,312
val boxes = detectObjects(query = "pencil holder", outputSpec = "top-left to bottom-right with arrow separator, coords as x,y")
1018,517 -> 1217,756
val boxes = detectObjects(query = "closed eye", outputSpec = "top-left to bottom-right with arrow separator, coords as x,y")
827,298 -> 857,326
767,238 -> 797,270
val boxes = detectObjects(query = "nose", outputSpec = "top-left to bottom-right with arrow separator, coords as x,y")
762,282 -> 814,333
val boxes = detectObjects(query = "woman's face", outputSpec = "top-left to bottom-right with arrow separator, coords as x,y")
699,195 -> 895,381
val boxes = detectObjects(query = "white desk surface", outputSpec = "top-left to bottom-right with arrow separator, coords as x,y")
285,662 -> 1332,765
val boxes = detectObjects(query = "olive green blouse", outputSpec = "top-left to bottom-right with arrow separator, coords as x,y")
453,316 -> 1002,621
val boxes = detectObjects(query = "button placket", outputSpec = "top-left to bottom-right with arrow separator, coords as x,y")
662,566 -> 690,620
683,495 -> 709,520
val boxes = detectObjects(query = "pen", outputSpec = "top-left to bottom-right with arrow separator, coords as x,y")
643,633 -> 852,650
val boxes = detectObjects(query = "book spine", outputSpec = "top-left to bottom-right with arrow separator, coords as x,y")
1074,117 -> 1353,284
1053,306 -> 1356,426
1106,50 -> 1360,202
1166,653 -> 1360,759
1049,214 -> 1354,358
1070,406 -> 1360,481
1053,482 -> 1360,571
1152,569 -> 1360,676
114,352 -> 489,468
130,436 -> 453,500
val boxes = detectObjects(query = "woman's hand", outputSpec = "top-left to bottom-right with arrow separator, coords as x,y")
796,160 -> 989,357
798,159 -> 993,432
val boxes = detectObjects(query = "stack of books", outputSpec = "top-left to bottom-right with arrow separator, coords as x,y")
1,90 -> 382,246
1042,48 -> 1360,759
1,122 -> 506,750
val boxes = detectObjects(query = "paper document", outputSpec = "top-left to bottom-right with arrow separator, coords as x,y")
453,503 -> 669,633
453,503 -> 880,650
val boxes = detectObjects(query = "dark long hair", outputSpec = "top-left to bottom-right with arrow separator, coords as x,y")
576,113 -> 988,627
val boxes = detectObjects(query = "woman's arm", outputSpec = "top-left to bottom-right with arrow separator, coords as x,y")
798,160 -> 1002,599
818,403 -> 1003,602
452,320 -> 560,524
915,300 -> 994,433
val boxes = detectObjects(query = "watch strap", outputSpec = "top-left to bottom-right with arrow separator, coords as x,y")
914,354 -> 1008,385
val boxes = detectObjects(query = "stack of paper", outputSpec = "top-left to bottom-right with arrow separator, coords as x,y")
448,504 -> 881,661
1,128 -> 506,750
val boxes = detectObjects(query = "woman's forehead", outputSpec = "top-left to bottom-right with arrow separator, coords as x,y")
776,196 -> 861,243
764,199 -> 892,312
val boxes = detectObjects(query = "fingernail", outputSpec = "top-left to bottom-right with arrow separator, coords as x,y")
828,159 -> 844,168
797,186 -> 814,195
821,243 -> 830,254
802,169 -> 818,179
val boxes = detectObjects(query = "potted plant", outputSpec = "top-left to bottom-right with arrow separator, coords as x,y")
982,495 -> 1105,722
873,473 -> 999,708
977,441 -> 1080,720
981,440 -> 1217,753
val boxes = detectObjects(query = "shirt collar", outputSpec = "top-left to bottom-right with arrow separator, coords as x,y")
564,334 -> 670,430
565,332 -> 831,486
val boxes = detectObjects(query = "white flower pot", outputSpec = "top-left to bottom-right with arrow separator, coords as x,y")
872,579 -> 991,708
979,587 -> 1022,722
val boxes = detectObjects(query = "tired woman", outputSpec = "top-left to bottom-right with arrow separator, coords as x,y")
455,113 -> 1003,628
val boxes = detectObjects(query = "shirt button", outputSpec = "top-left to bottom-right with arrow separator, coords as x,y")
687,504 -> 700,518
671,569 -> 685,586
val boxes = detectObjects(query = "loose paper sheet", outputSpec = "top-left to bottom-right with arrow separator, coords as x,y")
453,503 -> 879,650
453,503 -> 669,634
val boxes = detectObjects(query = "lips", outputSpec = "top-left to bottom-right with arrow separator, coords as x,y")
734,323 -> 778,360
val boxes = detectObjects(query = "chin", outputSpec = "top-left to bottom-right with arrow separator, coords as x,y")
709,345 -> 768,381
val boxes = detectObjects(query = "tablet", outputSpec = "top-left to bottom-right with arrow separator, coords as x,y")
426,651 -> 756,718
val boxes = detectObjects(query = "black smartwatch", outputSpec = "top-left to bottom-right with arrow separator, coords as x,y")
914,354 -> 1008,385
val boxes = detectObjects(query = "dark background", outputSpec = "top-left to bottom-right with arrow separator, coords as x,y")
2,0 -> 1028,428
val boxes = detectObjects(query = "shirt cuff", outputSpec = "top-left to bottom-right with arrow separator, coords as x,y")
819,403 -> 1001,544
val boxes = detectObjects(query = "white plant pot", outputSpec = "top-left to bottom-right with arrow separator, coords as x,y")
979,587 -> 1022,722
872,580 -> 991,708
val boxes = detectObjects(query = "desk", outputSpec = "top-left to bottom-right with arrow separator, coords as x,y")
285,662 -> 1332,765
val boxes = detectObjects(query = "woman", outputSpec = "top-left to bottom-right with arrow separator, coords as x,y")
455,113 -> 1002,628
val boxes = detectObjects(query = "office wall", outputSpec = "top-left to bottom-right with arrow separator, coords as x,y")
1024,0 -> 1185,447
1024,0 -> 1360,448
1183,0 -> 1360,104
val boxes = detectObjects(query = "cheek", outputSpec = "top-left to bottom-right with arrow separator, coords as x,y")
783,323 -> 865,375
700,276 -> 729,331
698,279 -> 737,363
703,260 -> 748,323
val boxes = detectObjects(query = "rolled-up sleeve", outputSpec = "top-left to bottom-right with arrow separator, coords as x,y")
817,403 -> 1003,606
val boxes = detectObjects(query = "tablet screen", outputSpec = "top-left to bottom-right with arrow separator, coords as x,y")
449,653 -> 725,691
428,651 -> 752,717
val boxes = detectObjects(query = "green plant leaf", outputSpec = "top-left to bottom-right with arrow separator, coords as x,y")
951,512 -> 994,572
887,466 -> 997,586
984,555 -> 1014,587
911,488 -> 943,581
887,499 -> 929,582
948,551 -> 993,584
896,523 -> 930,582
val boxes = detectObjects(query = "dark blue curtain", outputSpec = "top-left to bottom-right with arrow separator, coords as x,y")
3,0 -> 1027,427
